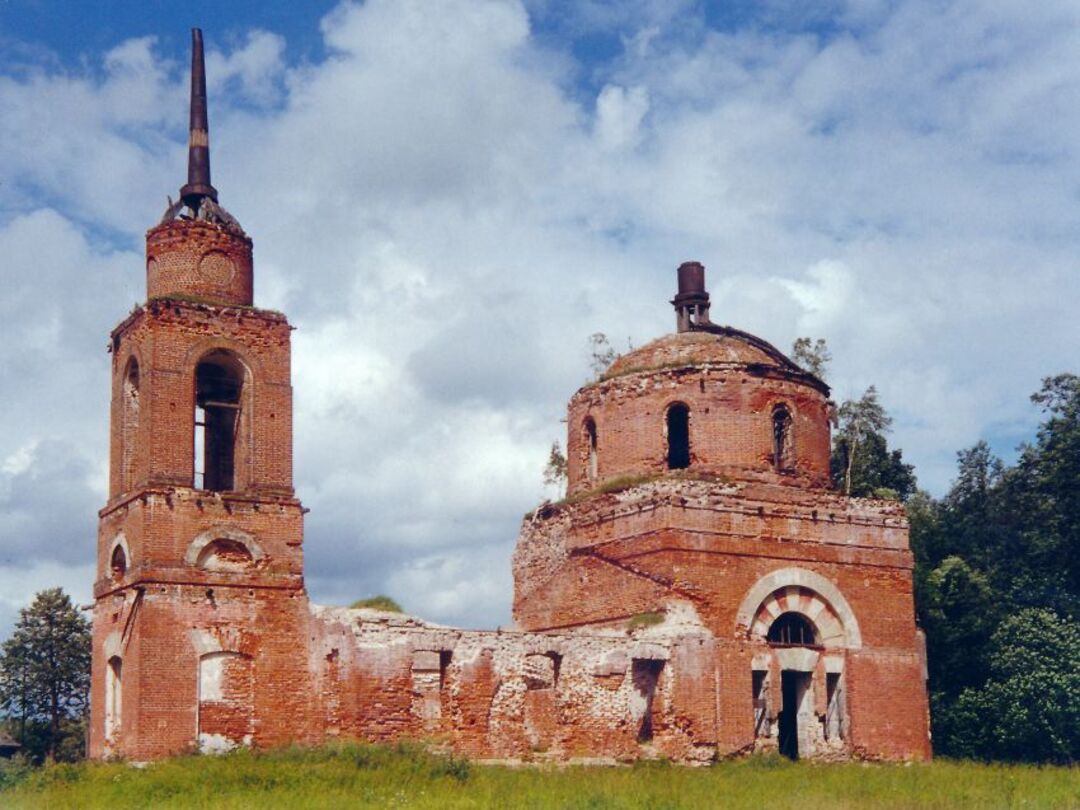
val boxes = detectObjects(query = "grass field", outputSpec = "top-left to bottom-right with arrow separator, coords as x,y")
1,743 -> 1078,809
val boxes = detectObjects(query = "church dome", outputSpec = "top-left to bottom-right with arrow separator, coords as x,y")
604,329 -> 818,384
563,263 -> 833,497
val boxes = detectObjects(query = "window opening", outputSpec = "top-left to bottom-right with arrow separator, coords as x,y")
121,359 -> 140,490
194,353 -> 243,491
584,418 -> 598,481
110,544 -> 127,579
105,656 -> 122,741
772,404 -> 794,472
767,612 -> 818,647
439,650 -> 452,690
548,652 -> 563,688
631,659 -> 664,742
825,672 -> 843,741
752,669 -> 769,738
666,403 -> 690,470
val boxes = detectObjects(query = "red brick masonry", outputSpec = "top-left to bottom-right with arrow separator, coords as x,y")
90,217 -> 931,763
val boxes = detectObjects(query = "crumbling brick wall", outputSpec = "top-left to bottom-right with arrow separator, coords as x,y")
90,217 -> 930,764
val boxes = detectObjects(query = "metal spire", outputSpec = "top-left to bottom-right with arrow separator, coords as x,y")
179,28 -> 218,208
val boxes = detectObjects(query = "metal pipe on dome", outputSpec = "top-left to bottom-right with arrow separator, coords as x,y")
672,261 -> 711,332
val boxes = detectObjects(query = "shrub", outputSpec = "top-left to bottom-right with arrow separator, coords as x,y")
349,595 -> 403,613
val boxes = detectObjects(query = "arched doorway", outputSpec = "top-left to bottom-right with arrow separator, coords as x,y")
737,571 -> 859,760
767,613 -> 820,760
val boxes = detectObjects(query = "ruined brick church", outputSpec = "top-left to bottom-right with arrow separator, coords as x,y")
89,31 -> 931,763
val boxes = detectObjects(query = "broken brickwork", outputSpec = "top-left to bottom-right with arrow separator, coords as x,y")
89,36 -> 931,762
88,211 -> 931,763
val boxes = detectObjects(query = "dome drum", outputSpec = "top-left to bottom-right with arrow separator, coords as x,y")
566,347 -> 833,496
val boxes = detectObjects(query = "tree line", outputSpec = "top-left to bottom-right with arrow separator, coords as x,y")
794,339 -> 1079,763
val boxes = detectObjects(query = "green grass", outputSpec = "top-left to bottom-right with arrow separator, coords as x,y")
348,595 -> 404,612
1,743 -> 1078,809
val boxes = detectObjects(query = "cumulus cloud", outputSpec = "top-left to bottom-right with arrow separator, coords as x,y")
2,0 -> 1080,636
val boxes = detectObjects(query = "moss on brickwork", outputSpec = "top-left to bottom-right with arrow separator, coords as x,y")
627,611 -> 665,629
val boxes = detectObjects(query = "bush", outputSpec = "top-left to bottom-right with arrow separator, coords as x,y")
348,595 -> 403,613
934,609 -> 1080,763
0,754 -> 31,790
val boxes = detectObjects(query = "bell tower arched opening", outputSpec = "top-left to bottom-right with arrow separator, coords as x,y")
194,351 -> 245,492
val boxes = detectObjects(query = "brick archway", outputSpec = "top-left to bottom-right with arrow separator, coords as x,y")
735,568 -> 861,649
184,528 -> 265,568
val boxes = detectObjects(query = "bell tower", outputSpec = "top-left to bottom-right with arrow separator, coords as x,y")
90,30 -> 311,760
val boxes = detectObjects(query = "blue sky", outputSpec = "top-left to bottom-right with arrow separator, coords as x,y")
2,0 -> 1079,635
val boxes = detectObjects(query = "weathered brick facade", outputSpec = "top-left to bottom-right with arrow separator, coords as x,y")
88,33 -> 931,764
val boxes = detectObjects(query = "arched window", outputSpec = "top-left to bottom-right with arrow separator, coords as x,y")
105,656 -> 122,741
196,538 -> 255,572
666,403 -> 690,470
772,404 -> 794,472
767,612 -> 818,646
121,358 -> 140,491
584,417 -> 598,482
110,544 -> 127,580
194,351 -> 244,491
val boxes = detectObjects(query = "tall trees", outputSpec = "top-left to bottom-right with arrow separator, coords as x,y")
911,375 -> 1080,762
834,386 -> 894,496
0,588 -> 91,762
791,337 -> 831,380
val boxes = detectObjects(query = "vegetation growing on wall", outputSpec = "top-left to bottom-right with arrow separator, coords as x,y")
349,596 -> 404,613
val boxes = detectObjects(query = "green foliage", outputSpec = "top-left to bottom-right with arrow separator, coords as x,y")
936,610 -> 1080,763
0,588 -> 91,762
2,743 -> 1079,809
0,754 -> 32,791
921,557 -> 996,699
791,337 -> 831,380
627,611 -> 665,629
587,332 -> 618,380
831,431 -> 916,500
543,441 -> 568,492
910,374 -> 1080,763
348,596 -> 403,613
833,386 -> 899,497
6,717 -> 86,766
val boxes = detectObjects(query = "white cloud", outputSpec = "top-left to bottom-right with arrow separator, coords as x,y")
2,0 -> 1080,635
594,84 -> 649,150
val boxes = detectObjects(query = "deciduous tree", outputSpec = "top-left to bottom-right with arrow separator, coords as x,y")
791,337 -> 831,380
834,386 -> 893,496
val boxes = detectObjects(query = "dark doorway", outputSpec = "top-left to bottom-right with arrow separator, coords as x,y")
631,659 -> 664,742
778,670 -> 809,760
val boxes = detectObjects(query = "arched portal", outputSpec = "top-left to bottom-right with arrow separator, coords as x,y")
738,569 -> 858,760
